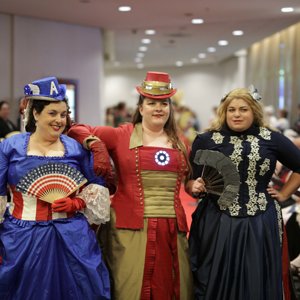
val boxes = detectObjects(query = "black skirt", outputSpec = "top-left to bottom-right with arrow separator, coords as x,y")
189,198 -> 283,300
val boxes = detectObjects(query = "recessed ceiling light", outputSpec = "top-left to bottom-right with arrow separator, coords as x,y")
141,38 -> 151,44
145,29 -> 156,35
207,47 -> 216,53
191,18 -> 204,24
218,40 -> 229,46
281,7 -> 294,13
139,46 -> 148,52
137,63 -> 144,69
136,52 -> 145,58
198,53 -> 206,59
176,61 -> 184,67
232,30 -> 244,36
134,57 -> 142,63
118,6 -> 131,12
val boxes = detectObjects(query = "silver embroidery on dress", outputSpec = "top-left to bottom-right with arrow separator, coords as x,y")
274,200 -> 283,245
245,136 -> 261,215
259,158 -> 270,176
218,137 -> 243,215
259,127 -> 271,140
212,132 -> 224,144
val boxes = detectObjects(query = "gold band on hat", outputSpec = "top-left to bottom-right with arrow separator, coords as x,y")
141,80 -> 173,95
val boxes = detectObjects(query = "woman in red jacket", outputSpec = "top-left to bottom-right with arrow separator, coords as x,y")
68,71 -> 193,300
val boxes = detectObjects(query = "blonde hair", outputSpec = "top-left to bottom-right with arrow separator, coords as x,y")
209,88 -> 268,131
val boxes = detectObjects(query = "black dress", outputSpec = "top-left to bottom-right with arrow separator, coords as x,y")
189,125 -> 300,300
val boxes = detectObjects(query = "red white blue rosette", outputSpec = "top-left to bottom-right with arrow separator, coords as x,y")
154,150 -> 170,166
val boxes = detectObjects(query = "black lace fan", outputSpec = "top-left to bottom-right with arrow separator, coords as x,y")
16,163 -> 87,203
193,150 -> 240,205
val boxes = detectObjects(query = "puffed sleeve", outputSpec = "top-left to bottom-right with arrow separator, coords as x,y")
76,145 -> 110,225
273,131 -> 300,173
0,142 -> 8,223
68,124 -> 119,151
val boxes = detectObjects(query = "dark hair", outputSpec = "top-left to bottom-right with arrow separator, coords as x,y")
25,99 -> 71,133
132,95 -> 191,176
0,101 -> 9,110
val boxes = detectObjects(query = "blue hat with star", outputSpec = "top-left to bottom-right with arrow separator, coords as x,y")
24,77 -> 67,101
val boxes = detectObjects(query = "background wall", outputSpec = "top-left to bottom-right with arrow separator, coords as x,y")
2,12 -> 298,131
0,14 -> 105,126
103,55 -> 245,129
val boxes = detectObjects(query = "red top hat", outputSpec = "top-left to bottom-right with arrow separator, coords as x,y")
136,71 -> 177,99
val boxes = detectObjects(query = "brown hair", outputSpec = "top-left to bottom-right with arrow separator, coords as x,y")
132,95 -> 191,175
25,99 -> 71,133
209,88 -> 267,131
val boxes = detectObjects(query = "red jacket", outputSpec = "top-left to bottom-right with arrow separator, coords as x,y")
69,123 -> 189,232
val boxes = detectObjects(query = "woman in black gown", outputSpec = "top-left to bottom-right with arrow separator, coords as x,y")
186,87 -> 300,299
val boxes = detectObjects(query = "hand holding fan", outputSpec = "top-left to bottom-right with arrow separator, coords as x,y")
16,163 -> 87,203
193,150 -> 240,206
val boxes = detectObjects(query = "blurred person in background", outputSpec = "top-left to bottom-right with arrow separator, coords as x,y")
276,108 -> 290,133
0,100 -> 19,139
264,105 -> 278,129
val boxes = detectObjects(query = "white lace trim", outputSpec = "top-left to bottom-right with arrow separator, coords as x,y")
0,195 -> 7,223
78,184 -> 111,225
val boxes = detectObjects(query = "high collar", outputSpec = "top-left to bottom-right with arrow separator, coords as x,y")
220,123 -> 260,136
129,123 -> 143,149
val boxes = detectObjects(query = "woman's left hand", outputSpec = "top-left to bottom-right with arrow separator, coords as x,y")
267,186 -> 287,202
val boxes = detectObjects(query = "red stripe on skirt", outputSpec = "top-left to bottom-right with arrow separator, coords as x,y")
141,218 -> 180,300
36,199 -> 52,221
10,187 -> 23,219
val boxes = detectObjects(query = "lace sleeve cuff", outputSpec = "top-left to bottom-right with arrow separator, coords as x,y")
0,195 -> 7,223
78,184 -> 110,225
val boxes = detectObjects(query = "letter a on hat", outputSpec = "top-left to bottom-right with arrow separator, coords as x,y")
50,81 -> 58,95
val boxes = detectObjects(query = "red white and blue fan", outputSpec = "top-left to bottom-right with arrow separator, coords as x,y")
16,163 -> 87,203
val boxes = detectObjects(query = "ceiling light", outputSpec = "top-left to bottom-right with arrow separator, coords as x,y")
218,40 -> 229,46
141,38 -> 151,44
137,63 -> 144,69
207,47 -> 216,53
145,29 -> 156,35
136,52 -> 145,58
118,6 -> 131,12
198,53 -> 206,59
139,46 -> 148,52
134,57 -> 142,63
191,58 -> 199,63
176,61 -> 184,67
232,30 -> 244,36
281,7 -> 294,13
191,18 -> 204,24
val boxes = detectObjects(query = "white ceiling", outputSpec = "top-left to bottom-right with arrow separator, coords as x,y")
1,0 -> 300,69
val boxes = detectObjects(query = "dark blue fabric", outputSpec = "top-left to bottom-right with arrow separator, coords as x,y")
0,134 -> 110,299
188,125 -> 300,299
189,199 -> 282,300
0,213 -> 110,300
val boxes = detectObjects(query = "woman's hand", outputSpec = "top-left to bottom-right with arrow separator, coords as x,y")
267,186 -> 287,202
186,177 -> 206,197
52,197 -> 86,213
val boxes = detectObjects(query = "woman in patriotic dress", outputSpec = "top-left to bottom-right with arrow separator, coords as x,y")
0,77 -> 111,300
68,72 -> 193,300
